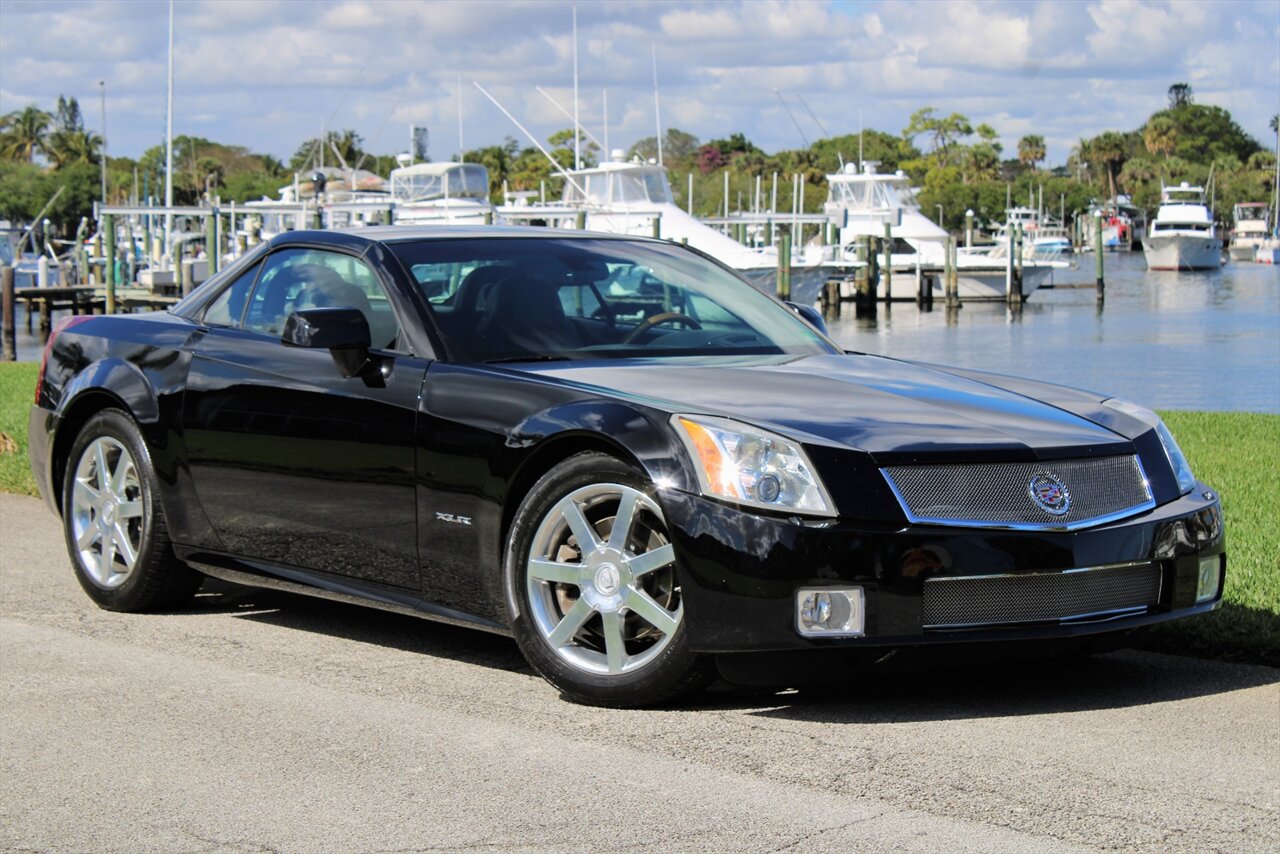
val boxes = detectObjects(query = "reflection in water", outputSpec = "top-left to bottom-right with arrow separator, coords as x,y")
827,253 -> 1279,413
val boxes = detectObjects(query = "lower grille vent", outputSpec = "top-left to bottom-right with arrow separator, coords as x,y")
922,562 -> 1162,630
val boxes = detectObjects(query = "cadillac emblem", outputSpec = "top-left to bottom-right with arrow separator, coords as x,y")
1028,472 -> 1071,516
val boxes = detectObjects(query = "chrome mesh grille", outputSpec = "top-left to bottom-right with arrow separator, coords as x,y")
883,455 -> 1153,530
922,563 -> 1162,629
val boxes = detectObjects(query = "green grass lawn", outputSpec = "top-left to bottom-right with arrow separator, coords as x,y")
1141,411 -> 1280,666
0,361 -> 1275,665
0,362 -> 39,496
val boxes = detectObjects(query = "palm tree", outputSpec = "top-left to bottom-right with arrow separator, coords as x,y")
1142,117 -> 1177,159
0,105 -> 51,162
1089,131 -> 1128,201
1017,135 -> 1046,172
45,129 -> 102,167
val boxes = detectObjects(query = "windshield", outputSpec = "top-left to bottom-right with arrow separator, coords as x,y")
391,237 -> 836,363
392,164 -> 489,201
562,168 -> 673,206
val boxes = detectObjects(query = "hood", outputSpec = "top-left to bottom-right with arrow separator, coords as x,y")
516,353 -> 1131,464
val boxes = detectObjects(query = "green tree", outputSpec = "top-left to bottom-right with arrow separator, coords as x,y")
0,105 -> 51,162
289,129 -> 367,173
1168,83 -> 1193,108
1087,131 -> 1128,200
1017,135 -> 1046,171
1142,116 -> 1178,159
902,107 -> 973,167
627,128 -> 700,162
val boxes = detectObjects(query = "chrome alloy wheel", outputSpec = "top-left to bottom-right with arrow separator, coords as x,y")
526,482 -> 681,676
69,436 -> 145,589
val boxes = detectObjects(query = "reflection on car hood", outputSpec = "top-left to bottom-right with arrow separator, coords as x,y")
514,353 -> 1130,462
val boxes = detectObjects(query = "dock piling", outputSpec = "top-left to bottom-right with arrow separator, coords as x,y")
1,266 -> 14,361
1094,211 -> 1105,302
1005,225 -> 1016,304
205,211 -> 218,276
776,227 -> 792,300
575,211 -> 586,230
882,221 -> 892,300
103,214 -> 116,314
181,258 -> 194,297
1013,223 -> 1024,299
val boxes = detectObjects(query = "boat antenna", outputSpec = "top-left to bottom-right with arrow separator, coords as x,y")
536,86 -> 603,149
858,110 -> 863,165
457,75 -> 465,159
774,90 -> 809,148
572,3 -> 580,169
652,44 -> 663,166
795,92 -> 831,139
164,0 -> 174,263
472,81 -> 589,199
602,88 -> 609,158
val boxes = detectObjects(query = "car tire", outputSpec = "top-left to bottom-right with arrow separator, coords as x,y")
505,451 -> 714,707
61,409 -> 203,612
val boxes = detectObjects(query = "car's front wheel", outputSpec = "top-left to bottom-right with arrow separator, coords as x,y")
505,452 -> 713,706
62,409 -> 202,612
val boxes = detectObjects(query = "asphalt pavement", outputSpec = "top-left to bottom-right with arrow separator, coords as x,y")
2,492 -> 1277,853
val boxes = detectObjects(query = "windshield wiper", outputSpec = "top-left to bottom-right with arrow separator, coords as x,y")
481,354 -> 573,364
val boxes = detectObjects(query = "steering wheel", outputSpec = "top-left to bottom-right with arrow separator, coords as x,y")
621,311 -> 702,344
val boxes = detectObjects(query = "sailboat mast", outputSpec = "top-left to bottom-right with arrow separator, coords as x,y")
652,45 -> 663,166
572,4 -> 580,169
457,76 -> 464,159
164,0 -> 174,262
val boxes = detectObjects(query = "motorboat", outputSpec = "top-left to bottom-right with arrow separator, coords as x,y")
1143,183 -> 1222,271
1228,203 -> 1271,262
389,161 -> 493,225
1085,197 -> 1148,251
823,163 -> 1066,301
500,153 -> 819,300
993,207 -> 1071,259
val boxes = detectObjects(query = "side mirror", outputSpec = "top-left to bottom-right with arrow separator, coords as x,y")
282,307 -> 373,378
786,301 -> 829,336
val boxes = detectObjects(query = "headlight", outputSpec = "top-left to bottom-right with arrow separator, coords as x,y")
1104,398 -> 1196,495
672,414 -> 836,517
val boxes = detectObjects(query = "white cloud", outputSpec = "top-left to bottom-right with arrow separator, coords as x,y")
0,0 -> 1274,168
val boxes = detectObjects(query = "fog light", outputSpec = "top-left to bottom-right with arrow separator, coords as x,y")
1196,556 -> 1221,603
796,587 -> 865,637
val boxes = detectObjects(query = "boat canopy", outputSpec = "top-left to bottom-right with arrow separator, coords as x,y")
390,163 -> 490,202
826,175 -> 921,211
561,166 -> 674,206
1161,183 -> 1206,205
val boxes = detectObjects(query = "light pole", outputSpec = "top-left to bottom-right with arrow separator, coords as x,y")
936,204 -> 944,228
98,80 -> 108,205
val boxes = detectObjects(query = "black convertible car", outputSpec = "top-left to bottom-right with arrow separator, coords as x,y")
29,227 -> 1225,706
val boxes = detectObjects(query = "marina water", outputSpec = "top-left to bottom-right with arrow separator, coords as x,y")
825,252 -> 1278,413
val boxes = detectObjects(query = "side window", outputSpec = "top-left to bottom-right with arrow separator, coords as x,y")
242,248 -> 404,348
203,261 -> 262,327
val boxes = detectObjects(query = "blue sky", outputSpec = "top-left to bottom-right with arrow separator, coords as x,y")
1,0 -> 1276,166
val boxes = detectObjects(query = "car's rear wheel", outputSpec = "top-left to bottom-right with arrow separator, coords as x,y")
505,452 -> 713,706
62,409 -> 202,612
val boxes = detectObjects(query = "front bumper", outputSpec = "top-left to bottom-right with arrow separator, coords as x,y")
662,485 -> 1225,654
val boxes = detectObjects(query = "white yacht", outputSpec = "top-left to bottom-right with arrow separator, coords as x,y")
1228,203 -> 1271,262
501,154 -> 816,298
389,161 -> 493,225
1143,183 -> 1222,271
994,207 -> 1071,259
823,163 -> 1065,301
